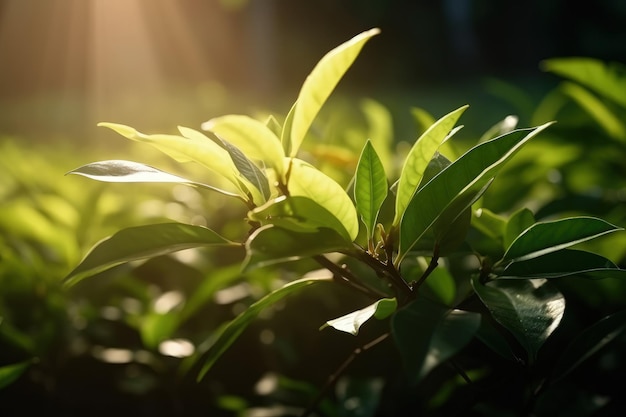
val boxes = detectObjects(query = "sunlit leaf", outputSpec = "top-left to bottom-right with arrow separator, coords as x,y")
243,225 -> 352,271
471,276 -> 565,363
503,207 -> 535,249
361,98 -> 394,177
218,137 -> 271,202
550,309 -> 626,383
392,298 -> 480,383
67,160 -> 241,198
393,105 -> 468,226
289,28 -> 380,157
65,223 -> 240,287
354,140 -> 388,242
501,216 -> 623,264
497,249 -> 626,279
397,123 -> 553,264
197,275 -> 334,380
201,115 -> 286,178
249,195 -> 351,240
322,298 -> 397,335
0,360 -> 31,390
287,157 -> 359,241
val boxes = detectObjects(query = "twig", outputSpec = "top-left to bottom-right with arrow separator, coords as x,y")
313,255 -> 388,300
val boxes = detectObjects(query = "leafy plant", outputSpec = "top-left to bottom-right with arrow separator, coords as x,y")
64,29 -> 625,415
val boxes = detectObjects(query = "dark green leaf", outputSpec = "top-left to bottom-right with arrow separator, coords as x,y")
392,298 -> 480,383
65,223 -> 239,287
551,309 -> 626,382
471,276 -> 565,362
501,216 -> 623,264
354,140 -> 388,241
219,137 -> 271,201
243,225 -> 353,271
504,208 -> 535,249
397,123 -> 552,263
0,360 -> 31,390
498,249 -> 626,279
197,275 -> 333,379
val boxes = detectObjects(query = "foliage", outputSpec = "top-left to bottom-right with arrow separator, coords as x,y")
2,30 -> 626,415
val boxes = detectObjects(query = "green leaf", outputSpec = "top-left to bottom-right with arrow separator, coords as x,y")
473,208 -> 507,239
218,137 -> 271,202
322,298 -> 397,335
249,195 -> 352,241
65,223 -> 240,287
201,115 -> 286,178
67,160 -> 241,198
471,276 -> 565,363
550,309 -> 626,382
243,225 -> 352,271
503,207 -> 535,249
397,123 -> 553,264
197,275 -> 334,380
0,360 -> 31,390
498,249 -> 626,279
501,216 -> 623,264
361,98 -> 394,178
287,157 -> 359,241
392,298 -> 480,383
354,140 -> 388,242
289,28 -> 380,157
393,105 -> 468,226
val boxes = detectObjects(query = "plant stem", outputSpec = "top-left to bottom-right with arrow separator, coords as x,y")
410,244 -> 440,290
300,333 -> 390,417
313,255 -> 387,300
349,248 -> 414,303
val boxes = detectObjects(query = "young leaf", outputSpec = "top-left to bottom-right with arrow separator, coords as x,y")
201,115 -> 286,178
497,249 -> 626,279
501,216 -> 623,264
65,223 -> 240,287
289,28 -> 380,157
393,105 -> 469,226
249,195 -> 353,241
218,137 -> 271,203
354,140 -> 388,242
243,225 -> 353,271
550,309 -> 626,383
392,298 -> 480,383
197,275 -> 334,380
503,207 -> 535,249
471,276 -> 565,363
321,298 -> 397,336
67,160 -> 241,198
287,157 -> 359,241
397,123 -> 553,264
361,98 -> 394,178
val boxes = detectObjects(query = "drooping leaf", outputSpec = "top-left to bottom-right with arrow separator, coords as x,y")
392,298 -> 481,383
393,105 -> 468,226
322,298 -> 397,335
249,195 -> 352,241
354,140 -> 388,242
289,28 -> 380,157
287,157 -> 359,241
67,160 -> 241,198
100,123 -> 246,196
503,207 -> 535,249
218,137 -> 271,202
500,216 -> 623,264
65,223 -> 240,287
497,249 -> 626,279
550,309 -> 626,383
471,276 -> 565,363
197,274 -> 334,379
243,225 -> 353,271
0,360 -> 31,390
201,115 -> 286,177
397,123 -> 553,264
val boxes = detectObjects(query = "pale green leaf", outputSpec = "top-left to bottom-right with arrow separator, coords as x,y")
354,140 -> 388,241
289,28 -> 380,157
65,223 -> 240,287
393,105 -> 468,226
322,298 -> 397,335
197,275 -> 333,379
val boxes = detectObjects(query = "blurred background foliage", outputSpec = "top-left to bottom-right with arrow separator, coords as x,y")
1,0 -> 625,415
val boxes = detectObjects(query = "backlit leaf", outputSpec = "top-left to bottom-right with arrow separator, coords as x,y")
472,276 -> 565,362
322,298 -> 397,335
289,28 -> 380,157
65,223 -> 240,287
219,137 -> 271,203
354,140 -> 388,241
